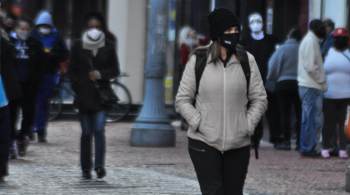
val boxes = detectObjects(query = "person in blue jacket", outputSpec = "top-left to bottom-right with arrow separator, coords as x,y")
31,11 -> 68,143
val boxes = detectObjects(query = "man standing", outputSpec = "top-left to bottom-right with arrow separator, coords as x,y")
298,19 -> 327,157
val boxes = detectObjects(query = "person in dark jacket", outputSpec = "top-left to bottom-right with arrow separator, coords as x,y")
9,17 -> 45,157
242,12 -> 280,146
69,23 -> 118,179
267,28 -> 302,150
31,11 -> 68,142
0,34 -> 21,182
85,12 -> 120,76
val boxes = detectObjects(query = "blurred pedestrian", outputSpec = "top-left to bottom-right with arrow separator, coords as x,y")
298,19 -> 327,157
321,18 -> 335,57
176,8 -> 267,195
0,31 -> 21,182
31,11 -> 68,143
69,19 -> 118,179
175,26 -> 198,131
2,12 -> 16,35
9,17 -> 45,157
267,28 -> 302,150
321,28 -> 350,159
242,12 -> 280,146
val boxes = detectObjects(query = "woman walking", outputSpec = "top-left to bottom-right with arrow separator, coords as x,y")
69,18 -> 118,179
176,8 -> 267,195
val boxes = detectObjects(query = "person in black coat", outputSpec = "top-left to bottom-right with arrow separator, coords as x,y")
69,24 -> 118,179
241,12 -> 280,145
85,12 -> 120,76
9,17 -> 45,157
0,33 -> 21,182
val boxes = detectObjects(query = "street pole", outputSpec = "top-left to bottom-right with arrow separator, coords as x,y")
130,0 -> 175,147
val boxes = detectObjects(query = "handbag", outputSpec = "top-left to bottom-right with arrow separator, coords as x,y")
87,55 -> 119,106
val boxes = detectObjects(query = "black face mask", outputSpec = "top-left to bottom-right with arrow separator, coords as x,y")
334,37 -> 349,51
220,33 -> 240,55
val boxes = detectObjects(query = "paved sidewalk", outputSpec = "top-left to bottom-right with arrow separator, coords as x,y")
0,121 -> 349,195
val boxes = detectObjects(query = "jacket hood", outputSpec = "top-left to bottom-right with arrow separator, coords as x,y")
35,11 -> 54,27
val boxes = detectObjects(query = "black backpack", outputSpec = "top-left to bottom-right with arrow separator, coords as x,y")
193,44 -> 261,159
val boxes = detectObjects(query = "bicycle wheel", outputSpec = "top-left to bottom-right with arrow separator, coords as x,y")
107,82 -> 132,122
48,88 -> 63,121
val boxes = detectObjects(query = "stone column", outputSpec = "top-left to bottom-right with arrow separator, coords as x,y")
130,0 -> 175,147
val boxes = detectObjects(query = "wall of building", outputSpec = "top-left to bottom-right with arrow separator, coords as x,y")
107,0 -> 147,104
309,0 -> 349,27
322,0 -> 348,27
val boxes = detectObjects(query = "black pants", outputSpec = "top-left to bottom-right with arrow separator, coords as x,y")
9,83 -> 37,140
0,106 -> 11,177
266,90 -> 282,143
276,80 -> 301,144
188,138 -> 250,195
323,98 -> 349,150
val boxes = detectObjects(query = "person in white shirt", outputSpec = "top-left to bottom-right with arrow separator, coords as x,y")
298,19 -> 327,157
322,28 -> 350,159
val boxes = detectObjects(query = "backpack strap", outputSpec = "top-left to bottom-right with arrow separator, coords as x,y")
236,44 -> 261,159
236,44 -> 251,96
193,48 -> 209,103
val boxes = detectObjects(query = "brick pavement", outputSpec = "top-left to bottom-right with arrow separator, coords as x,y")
0,121 -> 348,195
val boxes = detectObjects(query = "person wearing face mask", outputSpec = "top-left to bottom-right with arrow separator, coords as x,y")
176,8 -> 267,195
31,11 -> 68,143
241,12 -> 281,147
85,12 -> 120,82
321,28 -> 350,159
8,17 -> 45,158
298,19 -> 327,157
68,20 -> 118,179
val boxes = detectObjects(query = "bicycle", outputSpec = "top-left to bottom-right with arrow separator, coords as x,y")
49,73 -> 132,122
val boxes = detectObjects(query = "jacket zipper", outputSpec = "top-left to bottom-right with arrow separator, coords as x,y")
222,66 -> 226,151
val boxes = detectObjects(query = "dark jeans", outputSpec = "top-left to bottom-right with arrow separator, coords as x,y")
9,83 -> 37,140
34,73 -> 59,137
276,80 -> 301,144
323,98 -> 349,150
80,111 -> 106,171
0,106 -> 11,177
188,138 -> 250,195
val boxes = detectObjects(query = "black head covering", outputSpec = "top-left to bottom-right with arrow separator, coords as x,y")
208,8 -> 240,41
309,19 -> 326,39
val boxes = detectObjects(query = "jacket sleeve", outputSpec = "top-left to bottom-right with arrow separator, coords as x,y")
52,36 -> 69,65
266,49 -> 283,82
266,49 -> 283,92
301,40 -> 326,86
68,43 -> 84,86
99,45 -> 118,80
246,53 -> 268,135
175,55 -> 201,131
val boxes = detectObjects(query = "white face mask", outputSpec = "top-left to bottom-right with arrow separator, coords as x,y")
17,30 -> 30,40
86,28 -> 103,41
249,14 -> 263,33
39,27 -> 51,35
